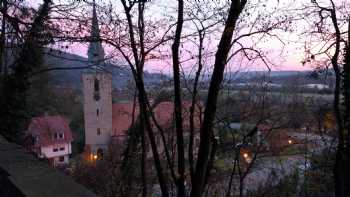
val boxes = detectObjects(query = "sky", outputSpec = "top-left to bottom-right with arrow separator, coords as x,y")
28,0 -> 349,73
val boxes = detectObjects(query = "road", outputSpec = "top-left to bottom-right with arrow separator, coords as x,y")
236,132 -> 335,195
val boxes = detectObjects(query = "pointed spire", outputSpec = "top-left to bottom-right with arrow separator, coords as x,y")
88,0 -> 105,67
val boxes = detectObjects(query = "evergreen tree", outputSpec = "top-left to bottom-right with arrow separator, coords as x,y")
0,0 -> 52,142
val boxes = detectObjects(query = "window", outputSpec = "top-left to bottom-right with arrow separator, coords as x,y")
96,109 -> 99,116
97,128 -> 101,135
94,78 -> 100,92
94,78 -> 101,101
53,132 -> 64,140
94,91 -> 100,101
53,148 -> 58,152
59,147 -> 65,151
59,156 -> 64,162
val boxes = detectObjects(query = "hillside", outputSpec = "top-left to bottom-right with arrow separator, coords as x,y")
223,70 -> 335,87
42,49 -> 169,90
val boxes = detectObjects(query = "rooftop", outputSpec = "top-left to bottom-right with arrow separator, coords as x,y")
26,115 -> 73,146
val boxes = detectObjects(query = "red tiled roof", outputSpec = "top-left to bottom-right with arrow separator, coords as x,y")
153,101 -> 203,128
153,101 -> 174,127
112,103 -> 139,136
26,116 -> 73,147
112,101 -> 203,137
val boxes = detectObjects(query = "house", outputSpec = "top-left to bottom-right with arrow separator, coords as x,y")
25,115 -> 73,167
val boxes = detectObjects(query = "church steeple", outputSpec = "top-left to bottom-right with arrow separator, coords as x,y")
88,0 -> 105,66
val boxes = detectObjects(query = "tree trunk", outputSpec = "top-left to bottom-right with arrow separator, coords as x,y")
0,0 -> 7,75
339,19 -> 350,197
189,30 -> 204,182
328,3 -> 346,197
171,0 -> 185,196
140,106 -> 148,197
137,75 -> 170,197
120,1 -> 170,195
190,1 -> 247,196
345,19 -> 350,197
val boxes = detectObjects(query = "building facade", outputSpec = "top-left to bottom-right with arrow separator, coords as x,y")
83,72 -> 112,154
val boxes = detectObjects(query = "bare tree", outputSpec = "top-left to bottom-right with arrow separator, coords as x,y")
302,1 -> 350,196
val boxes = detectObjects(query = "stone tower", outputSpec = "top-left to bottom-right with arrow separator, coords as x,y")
82,0 -> 112,154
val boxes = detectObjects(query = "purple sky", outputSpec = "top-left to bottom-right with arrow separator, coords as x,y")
31,0 -> 349,73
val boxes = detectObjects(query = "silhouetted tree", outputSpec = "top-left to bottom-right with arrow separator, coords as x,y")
305,1 -> 350,196
0,0 -> 53,141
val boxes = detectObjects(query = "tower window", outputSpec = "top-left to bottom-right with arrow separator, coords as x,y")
97,109 -> 99,116
97,128 -> 101,135
94,78 -> 101,101
94,92 -> 101,101
94,78 -> 100,92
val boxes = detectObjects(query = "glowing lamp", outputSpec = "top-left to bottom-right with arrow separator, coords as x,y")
288,139 -> 292,144
243,153 -> 249,158
93,155 -> 98,160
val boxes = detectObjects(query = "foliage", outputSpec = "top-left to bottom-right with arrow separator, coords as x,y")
69,108 -> 85,155
72,157 -> 117,196
303,151 -> 335,197
249,170 -> 300,197
152,88 -> 174,105
0,74 -> 31,141
72,146 -> 144,197
0,0 -> 53,142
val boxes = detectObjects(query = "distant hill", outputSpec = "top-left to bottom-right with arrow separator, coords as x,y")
24,48 -> 335,90
222,70 -> 335,87
42,49 -> 169,90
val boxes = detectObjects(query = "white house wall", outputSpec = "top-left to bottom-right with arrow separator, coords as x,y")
40,143 -> 71,158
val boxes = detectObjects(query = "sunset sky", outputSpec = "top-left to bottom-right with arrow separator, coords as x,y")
29,0 -> 349,73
